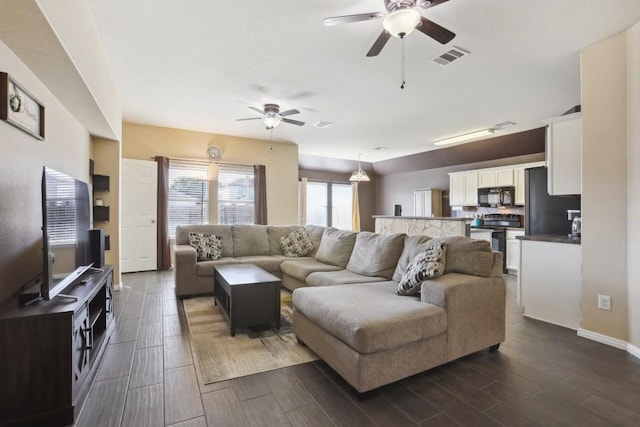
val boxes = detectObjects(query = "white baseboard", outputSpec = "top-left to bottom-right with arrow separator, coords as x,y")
577,328 -> 630,349
629,342 -> 640,360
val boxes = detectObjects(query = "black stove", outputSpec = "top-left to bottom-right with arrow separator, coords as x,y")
481,213 -> 522,228
471,214 -> 522,273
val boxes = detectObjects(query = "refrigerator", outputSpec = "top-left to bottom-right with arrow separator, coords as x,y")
524,167 -> 581,236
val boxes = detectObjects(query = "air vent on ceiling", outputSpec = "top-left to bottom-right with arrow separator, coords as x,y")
433,46 -> 469,66
313,121 -> 333,129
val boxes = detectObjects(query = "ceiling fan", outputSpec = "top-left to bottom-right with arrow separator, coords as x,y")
324,0 -> 455,57
236,104 -> 305,129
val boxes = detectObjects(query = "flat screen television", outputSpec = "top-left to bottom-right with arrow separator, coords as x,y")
41,167 -> 92,300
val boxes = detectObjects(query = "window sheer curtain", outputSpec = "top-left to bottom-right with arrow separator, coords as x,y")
254,165 -> 267,225
352,182 -> 361,232
155,156 -> 172,270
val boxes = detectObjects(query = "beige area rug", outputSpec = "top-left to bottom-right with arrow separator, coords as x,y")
183,291 -> 318,384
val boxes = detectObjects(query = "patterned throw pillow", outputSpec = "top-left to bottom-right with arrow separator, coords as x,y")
188,232 -> 222,261
397,241 -> 446,295
280,229 -> 315,257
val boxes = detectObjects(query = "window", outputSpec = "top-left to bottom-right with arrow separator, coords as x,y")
331,183 -> 352,230
218,165 -> 255,225
168,161 -> 209,238
305,181 -> 353,230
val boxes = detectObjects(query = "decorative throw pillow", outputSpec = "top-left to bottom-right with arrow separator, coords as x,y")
280,229 -> 315,257
188,232 -> 222,261
397,241 -> 446,295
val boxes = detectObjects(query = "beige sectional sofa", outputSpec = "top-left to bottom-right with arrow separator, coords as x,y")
173,223 -> 506,393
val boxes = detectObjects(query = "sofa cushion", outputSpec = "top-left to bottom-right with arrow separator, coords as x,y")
267,225 -> 303,255
188,232 -> 222,261
397,241 -> 446,295
346,232 -> 405,279
233,256 -> 284,273
177,225 -> 234,257
293,281 -> 447,354
281,259 -> 342,282
392,235 -> 434,282
305,270 -> 387,287
443,236 -> 494,277
195,257 -> 241,276
232,225 -> 270,257
280,229 -> 315,257
315,228 -> 357,268
303,225 -> 326,257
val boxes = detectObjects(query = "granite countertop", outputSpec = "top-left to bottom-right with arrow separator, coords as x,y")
517,234 -> 581,244
372,216 -> 468,221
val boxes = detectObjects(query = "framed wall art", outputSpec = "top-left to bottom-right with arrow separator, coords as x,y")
0,72 -> 45,140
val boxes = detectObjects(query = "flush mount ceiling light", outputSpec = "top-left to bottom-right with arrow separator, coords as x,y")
349,154 -> 370,182
383,8 -> 421,37
433,129 -> 495,146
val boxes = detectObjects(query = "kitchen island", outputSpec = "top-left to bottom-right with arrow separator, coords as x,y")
373,216 -> 470,238
517,235 -> 582,330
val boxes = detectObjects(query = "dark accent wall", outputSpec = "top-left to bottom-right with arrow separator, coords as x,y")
300,127 -> 546,224
373,128 -> 546,175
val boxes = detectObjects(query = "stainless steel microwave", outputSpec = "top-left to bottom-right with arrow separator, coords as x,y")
478,186 -> 515,207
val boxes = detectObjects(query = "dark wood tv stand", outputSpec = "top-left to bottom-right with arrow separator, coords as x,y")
0,265 -> 114,427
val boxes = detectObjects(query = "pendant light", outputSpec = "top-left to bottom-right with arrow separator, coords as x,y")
349,154 -> 370,182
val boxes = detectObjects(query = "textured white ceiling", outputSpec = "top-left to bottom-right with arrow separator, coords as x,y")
88,0 -> 640,162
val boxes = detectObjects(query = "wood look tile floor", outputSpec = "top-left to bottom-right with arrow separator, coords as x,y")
75,271 -> 640,427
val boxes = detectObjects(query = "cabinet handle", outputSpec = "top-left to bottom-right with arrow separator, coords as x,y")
83,327 -> 93,349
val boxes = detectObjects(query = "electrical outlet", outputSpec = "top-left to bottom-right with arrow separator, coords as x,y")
598,294 -> 612,311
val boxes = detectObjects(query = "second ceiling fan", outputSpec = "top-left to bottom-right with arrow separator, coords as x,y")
324,0 -> 455,57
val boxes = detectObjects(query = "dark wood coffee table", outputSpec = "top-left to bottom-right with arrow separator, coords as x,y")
213,264 -> 281,336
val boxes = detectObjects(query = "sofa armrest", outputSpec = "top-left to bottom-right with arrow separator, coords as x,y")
420,273 -> 505,360
174,244 -> 198,291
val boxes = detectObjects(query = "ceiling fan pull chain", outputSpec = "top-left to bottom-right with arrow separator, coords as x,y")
400,35 -> 406,90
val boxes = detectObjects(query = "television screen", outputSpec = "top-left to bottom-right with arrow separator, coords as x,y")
41,167 -> 92,300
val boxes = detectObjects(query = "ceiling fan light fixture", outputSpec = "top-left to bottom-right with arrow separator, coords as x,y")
262,116 -> 282,129
383,9 -> 421,37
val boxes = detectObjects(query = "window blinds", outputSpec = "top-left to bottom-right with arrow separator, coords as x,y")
218,164 -> 255,225
168,161 -> 209,237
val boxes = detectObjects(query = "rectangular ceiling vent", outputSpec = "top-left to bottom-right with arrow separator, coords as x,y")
433,46 -> 469,66
313,121 -> 332,129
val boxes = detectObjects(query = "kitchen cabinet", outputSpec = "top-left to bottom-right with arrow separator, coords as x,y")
544,112 -> 582,195
449,172 -> 478,206
450,162 -> 544,207
506,229 -> 524,273
477,168 -> 514,188
413,189 -> 442,217
514,167 -> 526,205
518,239 -> 581,329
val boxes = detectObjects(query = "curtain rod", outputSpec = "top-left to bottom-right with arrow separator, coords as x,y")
149,156 -> 251,167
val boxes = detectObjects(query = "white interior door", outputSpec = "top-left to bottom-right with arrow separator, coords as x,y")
121,159 -> 158,273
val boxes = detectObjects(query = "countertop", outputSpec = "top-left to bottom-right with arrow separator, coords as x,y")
470,226 -> 525,231
517,234 -> 581,244
372,216 -> 468,221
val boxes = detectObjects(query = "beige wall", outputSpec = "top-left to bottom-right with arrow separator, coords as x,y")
628,23 -> 640,350
0,39 -> 91,304
581,32 -> 629,340
122,122 -> 299,225
92,138 -> 122,285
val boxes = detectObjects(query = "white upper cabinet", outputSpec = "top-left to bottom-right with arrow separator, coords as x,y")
449,172 -> 478,206
478,168 -> 515,188
514,166 -> 526,205
544,112 -> 582,195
